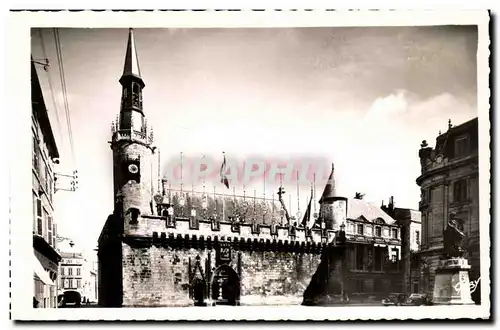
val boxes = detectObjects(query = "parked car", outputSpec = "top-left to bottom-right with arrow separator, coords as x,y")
58,291 -> 81,308
401,293 -> 432,306
382,293 -> 406,306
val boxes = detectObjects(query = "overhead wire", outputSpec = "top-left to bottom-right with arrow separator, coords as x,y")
53,28 -> 76,166
38,28 -> 64,144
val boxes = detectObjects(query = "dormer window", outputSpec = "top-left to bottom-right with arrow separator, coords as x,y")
454,135 -> 469,158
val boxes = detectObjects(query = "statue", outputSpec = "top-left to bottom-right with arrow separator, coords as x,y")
442,213 -> 467,259
433,213 -> 475,305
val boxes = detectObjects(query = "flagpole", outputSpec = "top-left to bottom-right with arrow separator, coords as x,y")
313,172 -> 316,213
213,185 -> 217,219
288,194 -> 291,226
222,193 -> 226,222
202,154 -> 206,217
253,190 -> 256,221
180,152 -> 184,216
296,170 -> 300,218
180,152 -> 183,195
263,164 -> 266,224
157,150 -> 161,193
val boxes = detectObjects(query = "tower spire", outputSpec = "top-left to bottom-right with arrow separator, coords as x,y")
117,28 -> 147,133
319,162 -> 337,203
120,28 -> 143,85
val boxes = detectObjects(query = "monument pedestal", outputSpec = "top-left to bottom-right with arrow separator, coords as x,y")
432,258 -> 475,305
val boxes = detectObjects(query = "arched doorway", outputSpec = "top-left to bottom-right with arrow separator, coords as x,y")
211,264 -> 240,306
192,278 -> 206,306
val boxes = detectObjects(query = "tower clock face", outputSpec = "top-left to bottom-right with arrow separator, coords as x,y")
128,164 -> 139,174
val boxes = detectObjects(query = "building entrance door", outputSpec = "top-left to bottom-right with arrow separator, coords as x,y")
211,265 -> 240,306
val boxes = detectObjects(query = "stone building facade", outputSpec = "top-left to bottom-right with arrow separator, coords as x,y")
416,118 -> 480,303
318,172 -> 404,302
382,199 -> 422,295
98,28 -> 406,307
57,238 -> 99,304
31,58 -> 61,308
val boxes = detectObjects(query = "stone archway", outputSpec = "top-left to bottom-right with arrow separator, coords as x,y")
211,264 -> 240,306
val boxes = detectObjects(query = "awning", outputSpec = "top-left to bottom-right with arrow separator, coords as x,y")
33,254 -> 55,286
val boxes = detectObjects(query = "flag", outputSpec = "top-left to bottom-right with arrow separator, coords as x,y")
301,195 -> 313,228
220,153 -> 230,189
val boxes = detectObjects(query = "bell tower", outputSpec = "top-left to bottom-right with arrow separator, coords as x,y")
111,28 -> 154,231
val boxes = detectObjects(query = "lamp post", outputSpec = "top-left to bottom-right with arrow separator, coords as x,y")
339,222 -> 347,302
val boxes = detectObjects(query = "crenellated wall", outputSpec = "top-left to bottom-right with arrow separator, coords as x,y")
126,214 -> 337,245
120,236 -> 322,307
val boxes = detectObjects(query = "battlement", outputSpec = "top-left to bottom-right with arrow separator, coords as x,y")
111,128 -> 154,146
124,214 -> 338,253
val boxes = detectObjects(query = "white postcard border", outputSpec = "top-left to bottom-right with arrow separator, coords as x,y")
7,9 -> 491,320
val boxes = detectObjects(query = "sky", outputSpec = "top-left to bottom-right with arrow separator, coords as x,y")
31,26 -> 478,258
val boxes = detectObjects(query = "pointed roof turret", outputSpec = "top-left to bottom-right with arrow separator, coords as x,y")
319,163 -> 337,203
120,28 -> 144,88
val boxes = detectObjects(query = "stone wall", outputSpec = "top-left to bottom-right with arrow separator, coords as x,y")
120,241 -> 321,307
239,251 -> 320,304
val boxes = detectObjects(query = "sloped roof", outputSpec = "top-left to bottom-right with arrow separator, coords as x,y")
319,163 -> 336,203
122,28 -> 142,79
347,198 -> 397,225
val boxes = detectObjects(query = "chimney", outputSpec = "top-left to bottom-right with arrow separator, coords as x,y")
389,196 -> 394,212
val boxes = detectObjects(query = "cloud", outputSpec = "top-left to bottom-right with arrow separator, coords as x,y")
364,89 -> 412,121
363,90 -> 476,131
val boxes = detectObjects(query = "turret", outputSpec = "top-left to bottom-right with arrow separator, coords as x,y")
110,28 -> 154,233
318,163 -> 348,231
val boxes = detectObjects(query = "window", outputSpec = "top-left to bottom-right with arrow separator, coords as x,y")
412,282 -> 419,294
36,199 -> 42,236
374,247 -> 383,271
42,208 -> 49,242
68,267 -> 73,276
52,224 -> 57,247
32,136 -> 40,172
132,82 -> 140,107
415,230 -> 420,245
356,245 -> 365,270
45,166 -> 50,196
454,136 -> 469,158
375,226 -> 382,237
391,248 -> 399,262
391,228 -> 398,239
76,279 -> 81,288
77,268 -> 81,276
68,279 -> 73,288
32,192 -> 37,232
46,170 -> 52,202
60,267 -> 64,276
357,224 -> 364,235
47,216 -> 53,247
453,179 -> 468,202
